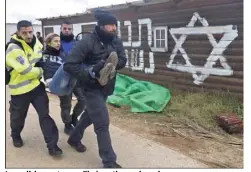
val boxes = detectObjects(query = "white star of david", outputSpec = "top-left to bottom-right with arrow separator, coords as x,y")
167,12 -> 238,85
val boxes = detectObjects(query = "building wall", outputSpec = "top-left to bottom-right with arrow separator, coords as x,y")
6,23 -> 42,43
41,0 -> 243,97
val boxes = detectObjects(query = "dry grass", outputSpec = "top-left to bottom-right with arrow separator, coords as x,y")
109,88 -> 243,133
162,89 -> 243,133
113,89 -> 243,133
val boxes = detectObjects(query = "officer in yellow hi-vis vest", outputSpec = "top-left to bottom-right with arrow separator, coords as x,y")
6,20 -> 62,157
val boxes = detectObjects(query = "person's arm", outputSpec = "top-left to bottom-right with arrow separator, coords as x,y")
63,35 -> 92,82
6,44 -> 43,79
115,38 -> 127,70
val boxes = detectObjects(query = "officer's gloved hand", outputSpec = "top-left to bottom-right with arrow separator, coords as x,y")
91,60 -> 106,78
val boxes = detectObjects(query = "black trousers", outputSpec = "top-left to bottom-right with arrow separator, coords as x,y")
68,89 -> 117,165
58,87 -> 86,124
9,83 -> 59,149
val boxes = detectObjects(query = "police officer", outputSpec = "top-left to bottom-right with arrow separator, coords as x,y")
6,20 -> 62,157
64,10 -> 127,168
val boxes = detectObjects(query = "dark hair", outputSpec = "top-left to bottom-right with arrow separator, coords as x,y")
17,20 -> 32,30
61,20 -> 72,26
36,31 -> 41,35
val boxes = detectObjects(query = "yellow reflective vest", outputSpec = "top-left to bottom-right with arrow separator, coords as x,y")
6,34 -> 44,96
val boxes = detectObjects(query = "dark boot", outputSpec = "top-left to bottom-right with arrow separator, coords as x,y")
64,123 -> 74,135
68,140 -> 87,152
103,162 -> 122,168
48,145 -> 63,157
12,136 -> 24,148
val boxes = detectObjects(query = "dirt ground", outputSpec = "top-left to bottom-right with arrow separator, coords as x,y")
6,96 -> 207,168
48,88 -> 243,168
107,105 -> 243,168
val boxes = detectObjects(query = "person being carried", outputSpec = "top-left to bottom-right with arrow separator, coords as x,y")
63,10 -> 127,168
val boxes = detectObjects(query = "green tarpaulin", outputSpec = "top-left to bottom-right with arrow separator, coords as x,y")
107,73 -> 171,113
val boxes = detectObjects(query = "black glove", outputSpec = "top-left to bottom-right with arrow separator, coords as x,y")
92,60 -> 106,78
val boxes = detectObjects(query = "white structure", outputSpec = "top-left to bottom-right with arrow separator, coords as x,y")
6,23 -> 42,43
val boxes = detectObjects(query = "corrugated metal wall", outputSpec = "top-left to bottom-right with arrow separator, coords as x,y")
41,0 -> 243,97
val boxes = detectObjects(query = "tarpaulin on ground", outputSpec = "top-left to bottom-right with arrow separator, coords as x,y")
107,73 -> 171,113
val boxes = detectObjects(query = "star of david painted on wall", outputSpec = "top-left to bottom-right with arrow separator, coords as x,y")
166,12 -> 238,85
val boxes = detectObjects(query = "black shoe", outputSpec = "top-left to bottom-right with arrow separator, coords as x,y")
67,140 -> 87,152
12,136 -> 24,148
103,162 -> 122,168
48,146 -> 63,157
64,123 -> 74,135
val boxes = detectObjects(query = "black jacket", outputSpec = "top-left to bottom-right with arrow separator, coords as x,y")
63,27 -> 127,96
40,45 -> 64,80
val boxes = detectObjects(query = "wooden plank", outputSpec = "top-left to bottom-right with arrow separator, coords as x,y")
120,69 -> 243,93
138,2 -> 243,18
121,68 -> 243,87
